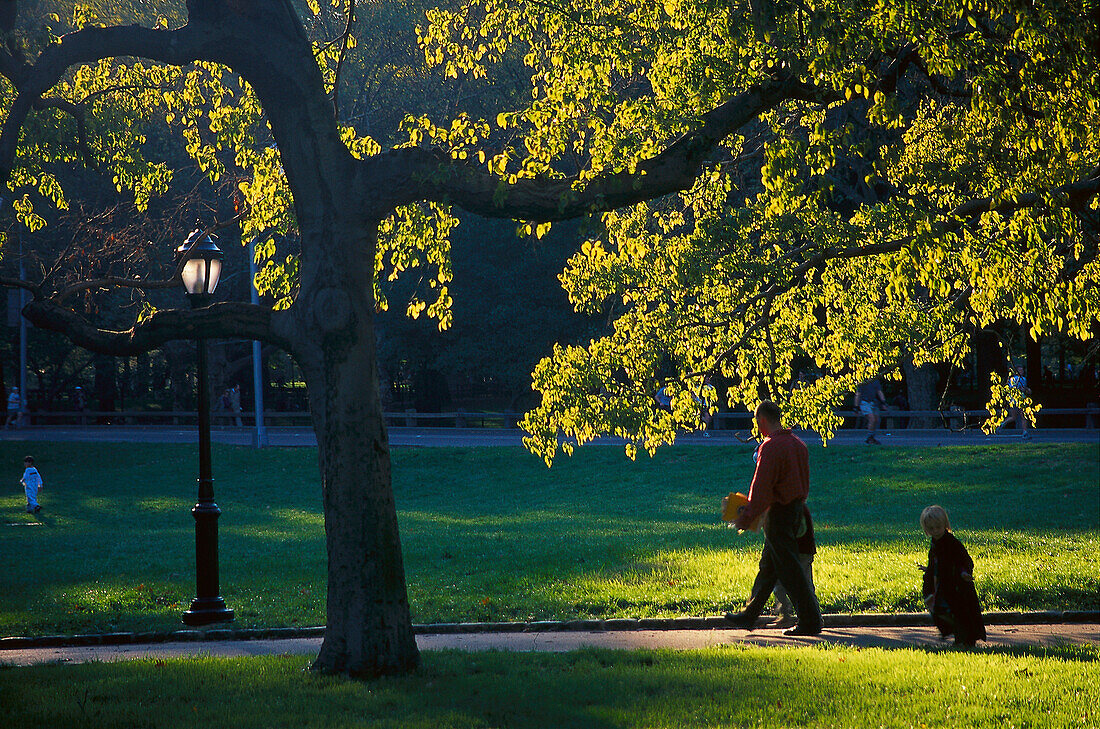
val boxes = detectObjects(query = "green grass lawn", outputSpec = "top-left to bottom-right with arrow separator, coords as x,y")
1,645 -> 1097,728
0,442 -> 1096,636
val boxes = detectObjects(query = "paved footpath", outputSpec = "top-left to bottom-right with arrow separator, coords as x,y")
2,624 -> 1095,667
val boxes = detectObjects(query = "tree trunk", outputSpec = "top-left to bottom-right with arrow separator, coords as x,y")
93,353 -> 117,421
902,354 -> 937,428
297,240 -> 420,678
1025,329 -> 1042,396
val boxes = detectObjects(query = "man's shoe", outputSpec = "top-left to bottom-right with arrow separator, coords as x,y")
724,611 -> 758,630
33,505 -> 41,513
771,614 -> 798,629
782,624 -> 823,637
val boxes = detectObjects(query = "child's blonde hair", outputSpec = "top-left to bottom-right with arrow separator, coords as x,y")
920,505 -> 951,535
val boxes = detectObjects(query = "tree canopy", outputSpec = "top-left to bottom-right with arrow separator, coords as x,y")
416,0 -> 1100,460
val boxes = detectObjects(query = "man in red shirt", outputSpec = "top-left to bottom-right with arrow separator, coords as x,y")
726,400 -> 823,636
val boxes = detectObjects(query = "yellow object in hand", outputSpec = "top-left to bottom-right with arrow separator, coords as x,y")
720,491 -> 763,532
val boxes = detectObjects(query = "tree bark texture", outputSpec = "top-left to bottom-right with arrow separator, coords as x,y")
299,303 -> 419,677
291,210 -> 421,676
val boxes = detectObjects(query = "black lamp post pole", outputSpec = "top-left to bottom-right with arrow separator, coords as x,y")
182,291 -> 234,626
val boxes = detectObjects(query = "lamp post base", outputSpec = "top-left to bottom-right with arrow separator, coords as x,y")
182,597 -> 235,626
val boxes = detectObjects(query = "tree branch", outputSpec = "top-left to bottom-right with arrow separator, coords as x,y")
47,209 -> 248,301
0,276 -> 39,296
55,275 -> 181,303
0,22 -> 217,191
699,169 -> 1100,373
21,299 -> 293,356
34,96 -> 98,170
375,74 -> 810,220
332,0 -> 356,119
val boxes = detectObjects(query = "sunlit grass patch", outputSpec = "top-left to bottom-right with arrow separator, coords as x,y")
0,441 -> 1096,635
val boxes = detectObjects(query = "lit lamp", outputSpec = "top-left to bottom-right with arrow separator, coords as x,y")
177,228 -> 234,626
179,230 -> 224,300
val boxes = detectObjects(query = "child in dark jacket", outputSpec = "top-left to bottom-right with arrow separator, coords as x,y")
919,505 -> 986,646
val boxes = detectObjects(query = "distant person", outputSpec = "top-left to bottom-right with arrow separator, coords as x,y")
655,384 -> 672,411
228,384 -> 243,427
999,365 -> 1031,436
21,455 -> 43,514
5,386 -> 20,428
945,401 -> 966,432
73,386 -> 87,425
854,379 -> 887,444
919,505 -> 985,646
725,401 -> 823,636
696,377 -> 714,436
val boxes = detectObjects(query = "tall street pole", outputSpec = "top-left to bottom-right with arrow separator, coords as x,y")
249,236 -> 268,448
18,239 -> 26,424
182,291 -> 235,626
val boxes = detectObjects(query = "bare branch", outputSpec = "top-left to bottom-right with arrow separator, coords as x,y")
56,274 -> 181,303
332,0 -> 356,119
46,207 -> 249,302
0,276 -> 39,296
21,299 -> 293,356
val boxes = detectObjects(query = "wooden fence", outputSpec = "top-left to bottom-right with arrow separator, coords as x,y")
12,406 -> 1099,430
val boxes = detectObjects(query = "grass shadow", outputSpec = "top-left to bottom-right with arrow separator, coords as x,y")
2,646 -> 1098,728
1,441 -> 1096,635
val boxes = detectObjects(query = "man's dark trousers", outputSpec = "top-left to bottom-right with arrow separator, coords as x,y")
743,500 -> 822,628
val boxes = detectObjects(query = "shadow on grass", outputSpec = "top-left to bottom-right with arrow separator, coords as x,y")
2,645 -> 1098,729
2,441 -> 1096,636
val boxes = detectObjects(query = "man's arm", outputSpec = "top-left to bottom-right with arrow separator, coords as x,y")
736,442 -> 776,528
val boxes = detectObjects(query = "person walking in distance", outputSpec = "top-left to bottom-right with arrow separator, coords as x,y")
1000,365 -> 1032,437
228,384 -> 243,427
854,378 -> 887,444
726,401 -> 823,636
5,386 -> 20,428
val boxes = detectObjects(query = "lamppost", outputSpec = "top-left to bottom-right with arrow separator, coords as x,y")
177,228 -> 234,626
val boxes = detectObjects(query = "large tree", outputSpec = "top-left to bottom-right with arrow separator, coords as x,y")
0,0 -> 1095,678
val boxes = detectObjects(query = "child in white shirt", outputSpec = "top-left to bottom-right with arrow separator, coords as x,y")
22,455 -> 42,514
